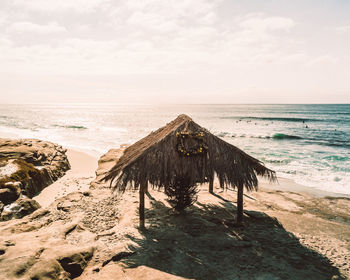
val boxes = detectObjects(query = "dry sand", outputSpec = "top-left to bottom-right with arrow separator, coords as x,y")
33,149 -> 98,207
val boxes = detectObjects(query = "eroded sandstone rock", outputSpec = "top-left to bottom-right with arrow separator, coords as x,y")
28,259 -> 70,280
56,247 -> 94,278
1,197 -> 41,221
0,138 -> 70,220
90,147 -> 126,189
0,183 -> 20,205
0,147 -> 348,280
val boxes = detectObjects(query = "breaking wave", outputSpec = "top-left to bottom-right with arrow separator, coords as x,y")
271,133 -> 302,140
221,116 -> 323,122
52,124 -> 88,130
215,132 -> 303,140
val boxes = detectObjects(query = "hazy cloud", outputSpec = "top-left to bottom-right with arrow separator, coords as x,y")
8,21 -> 66,34
306,55 -> 339,66
0,0 -> 349,103
0,13 -> 7,26
238,13 -> 295,31
12,0 -> 110,13
335,25 -> 350,33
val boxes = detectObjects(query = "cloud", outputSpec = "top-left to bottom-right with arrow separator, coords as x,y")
306,55 -> 339,66
0,13 -> 7,26
8,21 -> 66,34
110,0 -> 220,35
0,0 -> 348,103
0,9 -> 301,76
12,0 -> 110,13
215,13 -> 298,66
0,36 -> 12,47
0,1 -> 339,81
335,25 -> 350,34
238,13 -> 295,31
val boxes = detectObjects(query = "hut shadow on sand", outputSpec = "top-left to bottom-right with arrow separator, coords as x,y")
120,198 -> 345,280
103,114 -> 345,278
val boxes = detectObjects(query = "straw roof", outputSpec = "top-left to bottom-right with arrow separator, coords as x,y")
104,114 -> 276,192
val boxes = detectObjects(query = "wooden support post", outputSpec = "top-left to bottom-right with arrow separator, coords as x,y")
139,182 -> 146,229
209,176 -> 214,194
236,185 -> 244,225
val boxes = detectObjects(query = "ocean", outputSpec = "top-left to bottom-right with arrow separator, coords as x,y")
0,104 -> 349,195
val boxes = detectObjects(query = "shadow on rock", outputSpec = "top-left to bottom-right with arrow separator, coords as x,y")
120,199 -> 345,280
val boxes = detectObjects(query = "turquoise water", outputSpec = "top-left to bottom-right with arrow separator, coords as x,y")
0,104 -> 349,195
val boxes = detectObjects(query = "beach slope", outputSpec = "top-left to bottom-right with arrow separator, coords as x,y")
0,148 -> 349,279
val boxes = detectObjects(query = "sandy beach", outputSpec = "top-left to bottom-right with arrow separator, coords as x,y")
1,147 -> 349,279
33,149 -> 98,207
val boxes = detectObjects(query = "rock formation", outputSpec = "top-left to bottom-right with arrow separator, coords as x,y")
0,147 -> 349,280
0,148 -> 122,280
90,148 -> 125,190
0,138 -> 70,220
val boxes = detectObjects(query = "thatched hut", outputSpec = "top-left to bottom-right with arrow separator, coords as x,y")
104,114 -> 276,227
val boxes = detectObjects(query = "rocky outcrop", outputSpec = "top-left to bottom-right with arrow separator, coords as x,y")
1,197 -> 41,221
0,138 -> 70,220
0,180 -> 20,205
90,147 -> 126,189
0,148 -> 348,279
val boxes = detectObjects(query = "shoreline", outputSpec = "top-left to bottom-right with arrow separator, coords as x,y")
35,145 -> 350,199
28,146 -> 349,217
65,148 -> 350,199
0,132 -> 348,200
259,176 -> 350,199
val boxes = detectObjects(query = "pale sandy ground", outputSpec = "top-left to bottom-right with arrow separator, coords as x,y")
33,149 -> 98,207
5,148 -> 344,279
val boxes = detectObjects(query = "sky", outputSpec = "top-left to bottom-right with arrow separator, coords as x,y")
0,0 -> 349,104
